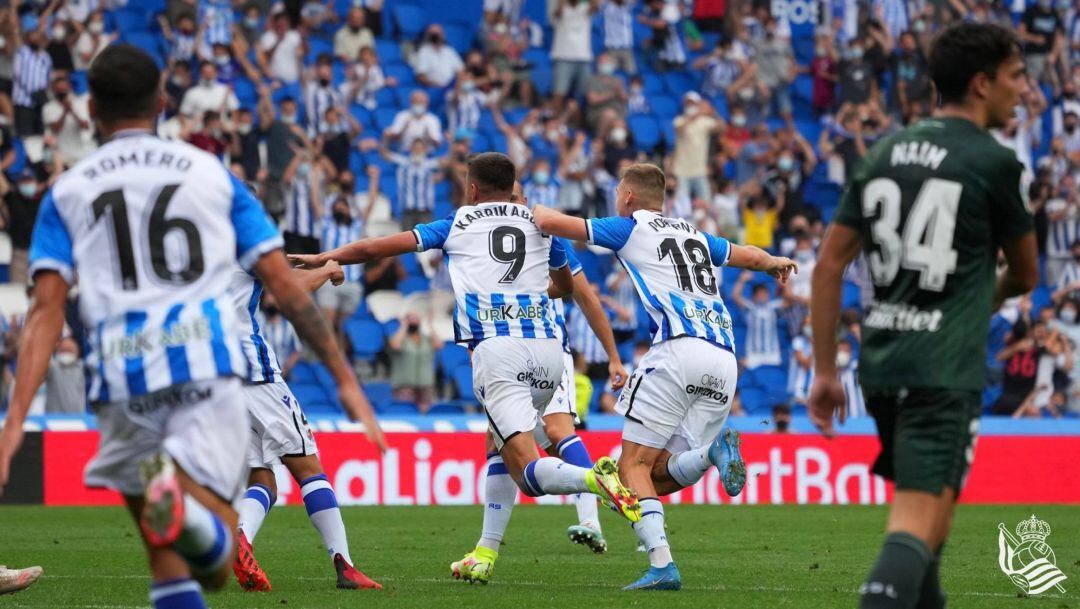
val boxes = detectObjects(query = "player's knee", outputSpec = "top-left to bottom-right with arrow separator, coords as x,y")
248,468 -> 277,498
193,564 -> 230,591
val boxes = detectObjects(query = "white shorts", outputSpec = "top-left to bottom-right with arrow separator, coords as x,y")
472,336 -> 564,450
617,337 -> 738,451
85,378 -> 250,500
534,351 -> 578,449
244,381 -> 318,470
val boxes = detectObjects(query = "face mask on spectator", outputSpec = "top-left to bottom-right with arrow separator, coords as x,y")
685,104 -> 700,117
534,170 -> 550,184
913,20 -> 926,33
849,47 -> 863,60
836,350 -> 851,368
281,112 -> 297,124
215,55 -> 229,66
738,87 -> 754,101
599,62 -> 615,76
802,324 -> 812,337
171,74 -> 187,87
411,103 -> 426,116
333,207 -> 351,224
245,16 -> 259,28
494,23 -> 508,35
410,151 -> 426,163
1038,0 -> 1052,8
56,351 -> 78,366
630,84 -> 643,95
1061,307 -> 1078,323
237,122 -> 252,135
18,181 -> 37,198
815,46 -> 826,57
88,21 -> 104,35
1066,122 -> 1077,133
732,114 -> 747,127
462,80 -> 476,92
610,127 -> 627,143
778,156 -> 794,172
200,77 -> 214,87
795,249 -> 814,263
51,25 -> 65,40
296,162 -> 310,178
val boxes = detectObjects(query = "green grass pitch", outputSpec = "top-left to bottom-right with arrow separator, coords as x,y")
1,504 -> 1076,608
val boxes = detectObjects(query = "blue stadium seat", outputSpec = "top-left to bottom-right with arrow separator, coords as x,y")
306,38 -> 333,64
627,115 -> 660,150
650,94 -> 679,119
289,362 -> 317,386
453,365 -> 476,401
233,77 -> 257,108
70,71 -> 87,94
376,40 -> 403,64
345,318 -> 385,360
375,87 -> 397,107
384,62 -> 414,86
393,3 -> 427,38
365,382 -> 394,410
399,276 -> 429,295
374,107 -> 400,131
443,23 -> 473,55
428,402 -> 467,415
642,73 -> 664,94
523,48 -> 551,71
738,387 -> 771,414
112,9 -> 148,34
291,384 -> 326,409
381,401 -> 419,415
438,344 -> 470,374
125,33 -> 164,66
349,104 -> 374,129
532,66 -> 553,97
663,71 -> 696,98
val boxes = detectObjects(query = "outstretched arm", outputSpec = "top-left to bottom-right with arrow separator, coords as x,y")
290,231 -> 420,267
727,243 -> 798,284
570,272 -> 627,390
293,260 -> 345,291
533,205 -> 588,242
0,272 -> 69,493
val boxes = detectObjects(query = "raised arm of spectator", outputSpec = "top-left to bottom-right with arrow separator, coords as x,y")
731,269 -> 751,310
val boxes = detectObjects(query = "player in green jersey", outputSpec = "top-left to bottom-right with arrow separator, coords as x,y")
808,23 -> 1039,609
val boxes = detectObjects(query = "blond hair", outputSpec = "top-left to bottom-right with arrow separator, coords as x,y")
620,163 -> 666,211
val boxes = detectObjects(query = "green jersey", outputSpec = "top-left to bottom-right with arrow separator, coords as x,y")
834,117 -> 1034,392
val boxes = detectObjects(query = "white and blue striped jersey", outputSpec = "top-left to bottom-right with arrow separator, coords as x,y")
587,210 -> 734,351
840,360 -> 866,417
321,215 -> 365,283
198,0 -> 234,46
13,45 -> 51,107
228,267 -> 283,384
788,335 -> 814,402
742,300 -> 782,364
28,131 -> 282,402
389,153 -> 439,212
568,304 -> 607,363
257,312 -> 300,370
523,178 -> 560,209
1045,197 -> 1078,259
283,174 -> 319,237
602,1 -> 635,50
606,267 -> 639,332
413,202 -> 569,346
552,238 -> 584,354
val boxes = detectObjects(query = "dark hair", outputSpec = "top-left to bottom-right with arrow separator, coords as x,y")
929,22 -> 1021,105
88,44 -> 161,124
203,110 -> 220,124
467,152 -> 516,194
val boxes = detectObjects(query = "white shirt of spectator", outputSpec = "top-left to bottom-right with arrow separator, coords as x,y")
334,24 -> 375,61
1045,197 -> 1078,259
387,108 -> 443,150
260,29 -> 304,84
74,31 -> 110,71
42,92 -> 95,164
348,63 -> 386,110
180,80 -> 239,126
413,43 -> 464,88
550,1 -> 594,62
788,249 -> 816,301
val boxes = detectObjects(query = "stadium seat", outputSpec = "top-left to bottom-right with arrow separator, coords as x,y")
437,344 -> 470,374
365,382 -> 394,411
344,318 -> 385,360
233,77 -> 257,108
290,384 -> 326,409
381,402 -> 420,415
125,33 -> 164,66
627,115 -> 661,151
399,276 -> 430,295
663,71 -> 696,98
443,23 -> 473,55
427,402 -> 467,415
452,365 -> 476,401
289,362 -> 317,385
649,94 -> 679,119
376,39 -> 403,64
374,107 -> 400,132
112,9 -> 148,34
642,73 -> 664,94
393,3 -> 427,39
384,62 -> 414,86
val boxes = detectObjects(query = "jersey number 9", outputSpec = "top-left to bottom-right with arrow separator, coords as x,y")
488,226 -> 526,283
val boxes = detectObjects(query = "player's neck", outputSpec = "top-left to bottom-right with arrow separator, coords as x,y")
472,194 -> 514,205
934,103 -> 988,130
99,119 -> 156,140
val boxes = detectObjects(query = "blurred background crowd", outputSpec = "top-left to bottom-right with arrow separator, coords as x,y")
0,0 -> 1078,423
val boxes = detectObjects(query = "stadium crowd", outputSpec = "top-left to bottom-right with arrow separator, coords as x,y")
0,0 -> 1077,420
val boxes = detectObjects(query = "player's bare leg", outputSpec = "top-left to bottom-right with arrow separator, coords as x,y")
280,454 -> 381,590
541,413 -> 605,553
618,440 -> 680,590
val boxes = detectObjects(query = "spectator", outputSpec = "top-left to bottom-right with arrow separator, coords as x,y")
45,19 -> 74,73
672,92 -> 721,203
13,17 -> 52,137
709,176 -> 740,239
2,168 -> 43,284
789,314 -> 814,405
334,8 -> 375,62
810,33 -> 838,115
627,74 -> 650,114
1059,111 -> 1080,157
993,81 -> 1046,176
187,110 -> 230,158
382,137 -> 441,228
318,105 -> 362,173
1019,0 -> 1063,88
753,16 -> 796,125
557,130 -> 590,215
567,297 -> 609,381
447,70 -> 492,135
740,181 -> 782,251
198,0 -> 234,52
388,312 -> 442,413
385,90 -> 442,151
282,146 -> 330,255
771,403 -> 792,433
258,11 -> 305,85
735,122 -> 772,185
304,54 -> 345,137
597,117 -> 635,175
353,165 -> 391,224
357,0 -> 385,39
160,11 -> 198,66
231,108 -> 261,183
993,320 -> 1041,415
550,0 -> 599,105
1051,299 -> 1080,413
237,4 -> 263,47
837,336 -> 865,418
584,53 -> 627,131
1051,79 -> 1080,137
345,45 -> 391,111
602,266 -> 637,346
259,89 -> 306,218
364,256 -> 405,295
838,38 -> 877,107
414,24 -> 463,88
480,13 -> 532,106
692,38 -> 744,101
1044,178 -> 1078,285
318,197 -> 363,353
74,10 -> 114,72
601,0 -> 636,74
443,130 -> 473,204
732,271 -> 783,369
45,336 -> 84,413
179,61 -> 239,132
1054,239 -> 1080,302
663,175 -> 693,220
257,292 -> 301,380
523,157 -> 560,209
639,0 -> 686,70
41,70 -> 92,166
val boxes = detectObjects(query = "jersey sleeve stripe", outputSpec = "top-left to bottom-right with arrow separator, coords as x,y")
489,293 -> 511,336
124,311 -> 149,396
237,234 -> 284,271
584,218 -> 595,244
28,259 -> 74,285
464,292 -> 485,341
201,298 -> 234,376
412,228 -> 424,252
163,304 -> 193,386
516,294 -> 536,338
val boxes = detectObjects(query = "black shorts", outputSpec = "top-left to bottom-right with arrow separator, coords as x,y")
864,387 -> 981,496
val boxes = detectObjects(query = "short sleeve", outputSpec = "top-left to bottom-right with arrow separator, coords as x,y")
230,173 -> 284,270
990,153 -> 1035,246
558,237 -> 583,275
586,216 -> 635,251
28,190 -> 75,284
412,216 -> 453,251
833,178 -> 864,230
703,232 -> 731,266
549,236 -> 569,269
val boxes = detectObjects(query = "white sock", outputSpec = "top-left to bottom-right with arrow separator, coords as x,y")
478,453 -> 516,553
300,474 -> 351,565
175,495 -> 232,574
574,494 -> 600,530
632,498 -> 673,568
666,446 -> 712,488
237,484 -> 274,543
521,457 -> 590,496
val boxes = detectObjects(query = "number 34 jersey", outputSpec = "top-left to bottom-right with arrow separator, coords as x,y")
28,132 -> 283,403
587,210 -> 734,351
834,117 -> 1034,392
413,202 -> 568,346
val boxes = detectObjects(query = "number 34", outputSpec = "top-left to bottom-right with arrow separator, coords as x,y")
863,177 -> 961,292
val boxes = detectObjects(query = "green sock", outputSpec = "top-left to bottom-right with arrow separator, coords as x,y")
916,545 -> 946,609
858,532 -> 932,609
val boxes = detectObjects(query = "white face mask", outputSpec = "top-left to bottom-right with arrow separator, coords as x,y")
237,123 -> 252,135
1062,308 -> 1078,324
836,350 -> 851,368
411,103 -> 426,116
51,26 -> 65,40
18,181 -> 36,197
802,324 -> 812,338
88,21 -> 104,35
281,113 -> 296,125
610,127 -> 627,143
56,351 -> 78,366
685,104 -> 700,117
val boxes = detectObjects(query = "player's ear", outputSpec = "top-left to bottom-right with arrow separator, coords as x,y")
87,97 -> 97,121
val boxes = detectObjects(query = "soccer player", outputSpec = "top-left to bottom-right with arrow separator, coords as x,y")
448,182 -> 629,584
230,261 -> 383,592
291,152 -> 642,570
533,163 -> 798,590
0,45 -> 381,609
807,23 -> 1037,609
